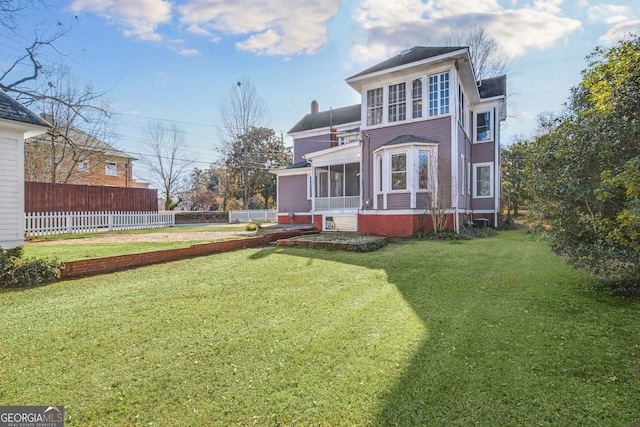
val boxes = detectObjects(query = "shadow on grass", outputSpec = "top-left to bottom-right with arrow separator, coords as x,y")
248,232 -> 640,425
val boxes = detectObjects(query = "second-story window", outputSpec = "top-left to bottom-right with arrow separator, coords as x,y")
366,88 -> 383,126
388,83 -> 406,122
412,78 -> 423,119
105,162 -> 117,176
428,72 -> 450,117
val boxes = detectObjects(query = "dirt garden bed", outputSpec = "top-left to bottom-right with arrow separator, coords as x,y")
276,233 -> 387,252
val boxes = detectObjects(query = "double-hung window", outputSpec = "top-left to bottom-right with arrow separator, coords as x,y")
388,83 -> 406,122
105,162 -> 117,176
78,159 -> 89,172
428,72 -> 449,117
367,88 -> 383,126
476,110 -> 493,142
474,163 -> 493,198
412,79 -> 423,119
391,153 -> 407,190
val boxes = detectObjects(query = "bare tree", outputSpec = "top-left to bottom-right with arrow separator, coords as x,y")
0,0 -> 72,106
24,63 -> 115,183
444,25 -> 510,80
218,78 -> 268,148
141,122 -> 193,210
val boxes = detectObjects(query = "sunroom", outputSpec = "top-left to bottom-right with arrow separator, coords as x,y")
304,142 -> 362,231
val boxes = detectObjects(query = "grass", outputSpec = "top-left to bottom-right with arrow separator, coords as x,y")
1,230 -> 639,426
28,224 -> 254,242
22,240 -> 215,261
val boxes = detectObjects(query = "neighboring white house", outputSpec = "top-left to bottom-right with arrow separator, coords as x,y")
0,90 -> 50,249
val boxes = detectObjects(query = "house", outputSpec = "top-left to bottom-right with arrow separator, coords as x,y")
25,119 -> 148,188
0,90 -> 50,249
271,46 -> 507,237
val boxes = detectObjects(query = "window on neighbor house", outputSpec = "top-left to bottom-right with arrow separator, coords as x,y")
412,78 -> 423,119
476,111 -> 493,142
388,83 -> 406,122
474,163 -> 493,198
366,88 -> 383,126
418,151 -> 430,190
391,153 -> 407,190
78,159 -> 89,172
428,72 -> 449,117
105,162 -> 117,176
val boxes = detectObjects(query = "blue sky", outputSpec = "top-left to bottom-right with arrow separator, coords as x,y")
7,0 -> 640,185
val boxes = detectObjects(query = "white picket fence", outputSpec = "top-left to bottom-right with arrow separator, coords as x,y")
229,209 -> 277,223
25,211 -> 175,237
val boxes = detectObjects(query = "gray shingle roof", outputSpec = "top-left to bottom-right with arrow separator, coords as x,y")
478,75 -> 507,99
289,104 -> 361,134
286,160 -> 311,169
0,90 -> 50,128
380,135 -> 440,147
347,46 -> 467,80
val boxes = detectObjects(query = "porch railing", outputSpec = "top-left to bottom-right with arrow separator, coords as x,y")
314,196 -> 361,210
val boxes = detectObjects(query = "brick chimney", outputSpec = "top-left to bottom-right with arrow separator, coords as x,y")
311,100 -> 319,114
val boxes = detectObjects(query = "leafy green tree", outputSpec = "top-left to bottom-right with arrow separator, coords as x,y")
526,34 -> 640,290
501,139 -> 529,217
224,127 -> 291,209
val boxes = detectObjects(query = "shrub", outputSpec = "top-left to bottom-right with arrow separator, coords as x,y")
245,222 -> 261,231
0,247 -> 62,289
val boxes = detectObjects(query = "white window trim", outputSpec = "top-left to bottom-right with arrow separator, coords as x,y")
473,162 -> 494,199
474,109 -> 494,143
105,162 -> 118,176
428,71 -> 450,118
375,144 -> 438,196
360,68 -> 453,130
78,159 -> 90,172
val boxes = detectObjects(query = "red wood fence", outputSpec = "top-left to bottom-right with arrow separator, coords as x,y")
25,182 -> 159,213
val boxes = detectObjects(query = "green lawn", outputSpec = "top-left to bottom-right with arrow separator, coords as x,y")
1,231 -> 639,426
22,240 -> 215,261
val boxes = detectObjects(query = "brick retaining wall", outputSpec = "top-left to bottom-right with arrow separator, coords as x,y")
61,229 -> 312,279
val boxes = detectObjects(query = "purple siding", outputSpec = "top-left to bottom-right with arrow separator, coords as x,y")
362,117 -> 452,210
471,141 -> 495,163
472,197 -> 494,210
278,174 -> 311,213
293,134 -> 332,163
457,122 -> 472,210
387,192 -> 411,209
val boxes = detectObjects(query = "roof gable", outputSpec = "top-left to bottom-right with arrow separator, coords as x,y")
0,90 -> 50,128
347,46 -> 467,81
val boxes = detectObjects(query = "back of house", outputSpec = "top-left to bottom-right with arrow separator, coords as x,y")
272,46 -> 507,237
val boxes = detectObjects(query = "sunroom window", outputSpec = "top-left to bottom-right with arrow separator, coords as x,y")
429,72 -> 449,117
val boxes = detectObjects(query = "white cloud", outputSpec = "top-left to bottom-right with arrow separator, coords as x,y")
69,0 -> 172,41
600,20 -> 640,42
178,48 -> 200,56
587,4 -> 629,25
352,0 -> 582,62
178,0 -> 341,56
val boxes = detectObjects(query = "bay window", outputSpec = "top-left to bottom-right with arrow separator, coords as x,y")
391,154 -> 407,190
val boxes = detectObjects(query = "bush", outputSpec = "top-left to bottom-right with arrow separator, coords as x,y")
245,222 -> 261,231
0,247 -> 62,289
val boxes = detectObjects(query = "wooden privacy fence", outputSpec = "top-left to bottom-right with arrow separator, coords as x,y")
229,210 -> 277,223
25,211 -> 175,237
25,181 -> 159,213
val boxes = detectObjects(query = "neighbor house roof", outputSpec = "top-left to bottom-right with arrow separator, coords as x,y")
478,75 -> 507,99
0,90 -> 50,128
347,46 -> 467,80
289,104 -> 361,134
30,115 -> 136,160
